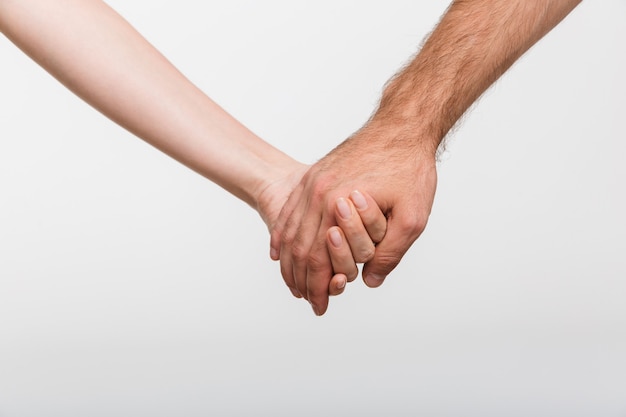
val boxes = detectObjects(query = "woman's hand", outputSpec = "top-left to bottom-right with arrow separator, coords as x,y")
256,161 -> 388,305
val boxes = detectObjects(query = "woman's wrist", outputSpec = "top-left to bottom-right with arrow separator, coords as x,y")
254,159 -> 309,230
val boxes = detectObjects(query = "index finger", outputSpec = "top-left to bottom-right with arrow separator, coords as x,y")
349,190 -> 387,243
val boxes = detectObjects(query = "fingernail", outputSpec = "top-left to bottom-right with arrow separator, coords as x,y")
329,228 -> 343,248
270,246 -> 279,260
312,305 -> 322,316
337,277 -> 346,289
350,190 -> 368,210
336,197 -> 352,220
365,273 -> 385,286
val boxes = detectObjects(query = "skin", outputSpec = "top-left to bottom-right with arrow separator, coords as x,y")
0,0 -> 386,297
271,0 -> 583,316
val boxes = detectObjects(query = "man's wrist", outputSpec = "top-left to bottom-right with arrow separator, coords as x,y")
366,107 -> 442,159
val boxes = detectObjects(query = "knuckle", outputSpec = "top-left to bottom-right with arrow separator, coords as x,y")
375,251 -> 403,272
281,214 -> 304,244
311,180 -> 329,200
311,176 -> 339,204
291,242 -> 309,265
355,246 -> 376,264
307,252 -> 329,274
281,228 -> 295,246
399,214 -> 427,237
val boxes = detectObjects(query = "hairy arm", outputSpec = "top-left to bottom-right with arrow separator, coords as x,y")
271,0 -> 581,316
377,0 -> 582,147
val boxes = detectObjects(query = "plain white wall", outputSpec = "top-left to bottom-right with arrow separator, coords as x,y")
1,1 -> 625,416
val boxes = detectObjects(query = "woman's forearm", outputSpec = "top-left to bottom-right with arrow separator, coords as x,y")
0,0 -> 299,208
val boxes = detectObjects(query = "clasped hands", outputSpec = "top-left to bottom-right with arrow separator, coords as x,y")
262,121 -> 438,316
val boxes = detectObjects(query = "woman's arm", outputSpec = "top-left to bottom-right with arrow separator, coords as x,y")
0,0 -> 301,217
0,0 -> 386,299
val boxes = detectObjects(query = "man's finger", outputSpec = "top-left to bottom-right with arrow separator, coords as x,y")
349,190 -> 387,243
362,207 -> 426,288
334,197 -> 376,264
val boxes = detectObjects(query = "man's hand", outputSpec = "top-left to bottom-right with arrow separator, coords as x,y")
270,0 -> 581,316
270,120 -> 438,315
257,161 -> 388,297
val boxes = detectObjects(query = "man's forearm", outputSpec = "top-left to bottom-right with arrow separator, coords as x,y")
270,0 -> 582,315
372,0 -> 581,152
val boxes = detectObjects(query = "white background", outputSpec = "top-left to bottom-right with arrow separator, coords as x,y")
1,1 -> 625,416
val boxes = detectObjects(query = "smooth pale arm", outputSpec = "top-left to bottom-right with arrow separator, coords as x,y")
0,0 -> 302,215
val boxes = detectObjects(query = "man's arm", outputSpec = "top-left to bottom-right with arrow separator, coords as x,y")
271,0 -> 582,316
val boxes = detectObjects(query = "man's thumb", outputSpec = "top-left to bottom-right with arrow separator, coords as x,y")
362,209 -> 425,288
